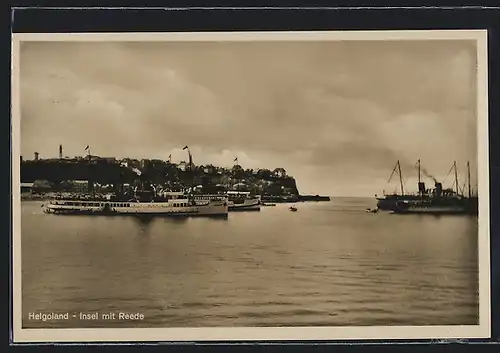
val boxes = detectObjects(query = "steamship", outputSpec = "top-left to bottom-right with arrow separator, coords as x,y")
376,160 -> 478,215
226,191 -> 261,211
44,146 -> 229,218
161,190 -> 261,211
376,160 -> 426,211
43,188 -> 229,218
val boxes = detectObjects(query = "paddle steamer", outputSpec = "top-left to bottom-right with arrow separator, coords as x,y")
43,196 -> 228,218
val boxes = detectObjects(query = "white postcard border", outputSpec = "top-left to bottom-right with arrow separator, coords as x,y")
11,29 -> 490,343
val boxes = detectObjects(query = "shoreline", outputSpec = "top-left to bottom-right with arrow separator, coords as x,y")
20,193 -> 332,203
18,193 -> 378,203
21,194 -> 52,201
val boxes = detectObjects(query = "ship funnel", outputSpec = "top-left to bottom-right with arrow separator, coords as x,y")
435,182 -> 443,197
418,182 -> 426,193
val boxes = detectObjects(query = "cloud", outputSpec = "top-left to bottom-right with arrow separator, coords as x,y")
19,40 -> 478,196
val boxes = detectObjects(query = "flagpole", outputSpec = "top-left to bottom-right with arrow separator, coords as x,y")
232,157 -> 239,190
85,145 -> 94,197
182,145 -> 194,202
85,145 -> 91,161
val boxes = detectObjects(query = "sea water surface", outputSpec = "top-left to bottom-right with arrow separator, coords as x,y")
21,198 -> 479,328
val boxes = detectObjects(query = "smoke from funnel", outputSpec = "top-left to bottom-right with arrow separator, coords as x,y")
387,158 -> 442,187
421,167 -> 438,183
396,158 -> 439,183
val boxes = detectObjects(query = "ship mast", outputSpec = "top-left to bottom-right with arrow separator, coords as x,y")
183,145 -> 195,202
417,159 -> 422,197
417,159 -> 421,184
386,160 -> 404,195
85,145 -> 95,198
453,161 -> 459,196
467,161 -> 471,198
397,160 -> 404,196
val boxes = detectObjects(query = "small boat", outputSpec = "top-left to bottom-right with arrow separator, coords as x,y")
262,203 -> 276,207
289,205 -> 298,212
226,191 -> 261,212
163,191 -> 261,212
366,208 -> 379,213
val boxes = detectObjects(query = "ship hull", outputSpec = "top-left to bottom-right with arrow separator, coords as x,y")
392,207 -> 471,215
228,204 -> 261,211
227,198 -> 261,212
376,196 -> 421,211
392,201 -> 478,215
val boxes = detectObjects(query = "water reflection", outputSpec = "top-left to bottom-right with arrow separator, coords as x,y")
132,216 -> 156,227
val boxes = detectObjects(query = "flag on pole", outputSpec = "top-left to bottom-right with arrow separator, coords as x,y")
183,145 -> 189,150
85,145 -> 90,151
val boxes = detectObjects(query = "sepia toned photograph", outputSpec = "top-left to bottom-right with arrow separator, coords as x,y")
11,30 -> 490,342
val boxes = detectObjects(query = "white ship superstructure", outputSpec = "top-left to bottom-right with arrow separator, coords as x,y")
43,197 -> 228,217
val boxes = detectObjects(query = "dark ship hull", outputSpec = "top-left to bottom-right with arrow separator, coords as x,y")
392,197 -> 478,215
377,195 -> 421,211
377,195 -> 478,214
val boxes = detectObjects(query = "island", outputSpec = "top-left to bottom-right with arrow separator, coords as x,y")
19,155 -> 330,203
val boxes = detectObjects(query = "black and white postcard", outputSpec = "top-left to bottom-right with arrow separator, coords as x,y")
11,30 -> 490,343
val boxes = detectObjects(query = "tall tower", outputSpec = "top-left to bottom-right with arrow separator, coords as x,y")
34,152 -> 39,161
59,144 -> 63,159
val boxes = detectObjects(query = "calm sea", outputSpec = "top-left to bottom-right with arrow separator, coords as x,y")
20,198 -> 479,328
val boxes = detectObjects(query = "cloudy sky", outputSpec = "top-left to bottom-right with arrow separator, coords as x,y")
19,39 -> 478,197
